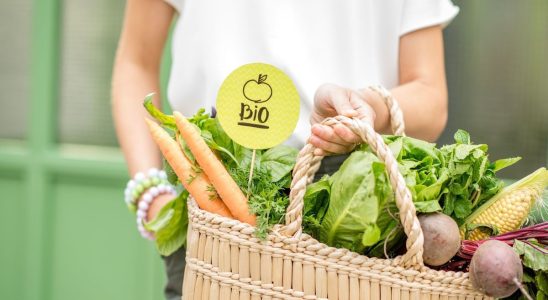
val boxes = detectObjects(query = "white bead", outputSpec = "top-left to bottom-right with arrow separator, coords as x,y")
125,196 -> 132,204
124,188 -> 130,197
158,185 -> 166,193
149,187 -> 159,197
142,193 -> 153,203
138,201 -> 149,211
137,210 -> 146,219
136,217 -> 143,225
127,180 -> 136,189
148,168 -> 159,178
159,171 -> 167,180
134,172 -> 145,182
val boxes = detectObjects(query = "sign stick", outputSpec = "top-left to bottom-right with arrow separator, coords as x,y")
247,149 -> 257,198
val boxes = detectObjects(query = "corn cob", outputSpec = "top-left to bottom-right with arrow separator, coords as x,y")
460,167 -> 548,240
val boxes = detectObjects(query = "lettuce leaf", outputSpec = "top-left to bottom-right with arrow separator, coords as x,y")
144,191 -> 189,256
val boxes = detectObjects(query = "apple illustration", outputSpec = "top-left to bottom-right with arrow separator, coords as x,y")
243,74 -> 272,103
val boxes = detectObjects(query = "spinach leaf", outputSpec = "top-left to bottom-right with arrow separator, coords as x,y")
318,151 -> 387,252
261,145 -> 298,183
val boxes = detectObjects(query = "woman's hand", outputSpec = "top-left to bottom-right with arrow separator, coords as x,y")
310,84 -> 377,156
146,193 -> 175,221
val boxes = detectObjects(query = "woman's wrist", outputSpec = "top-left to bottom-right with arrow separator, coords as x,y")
124,168 -> 169,211
135,183 -> 177,240
124,167 -> 177,239
146,193 -> 175,221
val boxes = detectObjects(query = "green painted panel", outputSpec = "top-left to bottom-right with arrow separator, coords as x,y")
57,0 -> 124,146
0,174 -> 25,299
0,0 -> 31,139
48,176 -> 165,300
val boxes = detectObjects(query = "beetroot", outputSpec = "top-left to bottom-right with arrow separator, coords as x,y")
469,240 -> 523,298
418,213 -> 461,266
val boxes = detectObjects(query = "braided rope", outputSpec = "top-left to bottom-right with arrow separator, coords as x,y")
369,85 -> 406,136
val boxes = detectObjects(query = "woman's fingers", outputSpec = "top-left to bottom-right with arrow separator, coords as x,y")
312,123 -> 362,144
312,124 -> 346,145
312,84 -> 358,124
313,148 -> 330,156
310,84 -> 377,156
333,123 -> 362,144
350,91 -> 376,125
309,135 -> 355,156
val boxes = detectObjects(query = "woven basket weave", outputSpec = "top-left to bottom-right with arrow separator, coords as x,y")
182,87 -> 489,300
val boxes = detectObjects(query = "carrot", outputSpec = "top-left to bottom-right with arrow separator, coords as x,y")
173,111 -> 256,225
145,118 -> 233,218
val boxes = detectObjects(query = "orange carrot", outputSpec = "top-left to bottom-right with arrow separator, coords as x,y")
145,118 -> 233,218
173,111 -> 256,225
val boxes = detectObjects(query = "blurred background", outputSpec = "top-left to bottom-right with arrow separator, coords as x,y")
0,1 -> 546,299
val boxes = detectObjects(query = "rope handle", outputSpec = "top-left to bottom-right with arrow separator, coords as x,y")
282,86 -> 425,268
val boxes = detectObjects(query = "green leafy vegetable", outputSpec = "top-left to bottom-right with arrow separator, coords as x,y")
303,130 -> 517,256
317,152 -> 392,252
144,191 -> 189,256
230,166 -> 290,239
512,240 -> 548,300
493,157 -> 522,172
262,145 -> 299,183
513,240 -> 548,272
143,94 -> 176,130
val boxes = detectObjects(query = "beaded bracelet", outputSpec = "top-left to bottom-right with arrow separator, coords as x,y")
124,168 -> 170,212
136,183 -> 177,240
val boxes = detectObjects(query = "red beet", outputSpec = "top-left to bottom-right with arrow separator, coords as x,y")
418,213 -> 461,266
469,240 -> 523,298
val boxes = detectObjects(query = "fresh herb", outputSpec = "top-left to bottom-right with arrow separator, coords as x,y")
230,166 -> 290,238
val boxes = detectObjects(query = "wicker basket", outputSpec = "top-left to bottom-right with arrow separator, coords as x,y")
182,90 -> 489,300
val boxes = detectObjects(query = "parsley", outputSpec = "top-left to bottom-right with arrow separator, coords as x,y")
229,166 -> 290,239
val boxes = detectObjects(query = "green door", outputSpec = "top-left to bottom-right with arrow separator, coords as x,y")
0,0 -> 169,299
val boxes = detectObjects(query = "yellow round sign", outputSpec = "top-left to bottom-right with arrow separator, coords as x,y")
216,63 -> 300,149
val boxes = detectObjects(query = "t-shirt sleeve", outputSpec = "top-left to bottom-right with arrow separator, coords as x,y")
163,0 -> 183,13
400,0 -> 459,36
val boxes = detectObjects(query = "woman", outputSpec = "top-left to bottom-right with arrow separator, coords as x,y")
112,0 -> 458,298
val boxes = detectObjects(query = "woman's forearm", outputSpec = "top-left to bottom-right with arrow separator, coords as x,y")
112,0 -> 174,176
363,25 -> 448,142
362,80 -> 448,141
112,61 -> 163,176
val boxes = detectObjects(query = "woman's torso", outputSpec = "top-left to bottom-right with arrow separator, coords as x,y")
165,0 -> 457,148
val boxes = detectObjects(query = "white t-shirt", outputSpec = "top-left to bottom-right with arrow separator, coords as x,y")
163,0 -> 458,148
